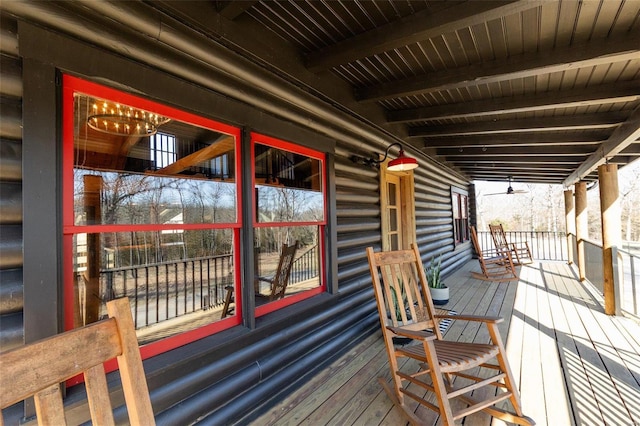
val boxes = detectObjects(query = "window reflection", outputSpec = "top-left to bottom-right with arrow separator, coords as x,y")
252,137 -> 326,315
254,143 -> 324,223
73,93 -> 237,226
73,230 -> 235,344
68,85 -> 240,347
254,226 -> 322,303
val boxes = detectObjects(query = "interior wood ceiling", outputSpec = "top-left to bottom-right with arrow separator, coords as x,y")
157,1 -> 640,185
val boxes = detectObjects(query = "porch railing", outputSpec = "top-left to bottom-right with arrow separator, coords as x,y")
96,245 -> 320,329
476,230 -> 568,261
101,254 -> 234,329
478,231 -> 638,317
581,239 -> 640,318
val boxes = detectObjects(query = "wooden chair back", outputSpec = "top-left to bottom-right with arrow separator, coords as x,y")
470,224 -> 485,256
489,223 -> 510,253
0,298 -> 154,426
268,241 -> 298,301
489,223 -> 533,264
366,244 -> 443,340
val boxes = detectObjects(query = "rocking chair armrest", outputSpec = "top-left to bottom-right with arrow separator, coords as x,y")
434,314 -> 503,324
386,326 -> 437,341
257,276 -> 274,284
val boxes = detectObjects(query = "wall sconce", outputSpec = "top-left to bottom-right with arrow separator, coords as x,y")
350,142 -> 418,172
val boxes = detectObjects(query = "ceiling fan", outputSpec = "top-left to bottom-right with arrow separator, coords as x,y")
485,176 -> 528,196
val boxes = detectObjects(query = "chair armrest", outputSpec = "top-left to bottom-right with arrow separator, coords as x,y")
434,314 -> 503,324
386,326 -> 437,341
257,276 -> 274,284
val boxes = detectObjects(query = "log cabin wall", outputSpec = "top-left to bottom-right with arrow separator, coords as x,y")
0,15 -> 23,352
0,10 -> 473,426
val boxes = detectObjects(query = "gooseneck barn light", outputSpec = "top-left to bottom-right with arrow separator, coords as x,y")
350,142 -> 418,172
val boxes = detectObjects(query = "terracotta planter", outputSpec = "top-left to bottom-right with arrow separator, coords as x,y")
429,286 -> 449,305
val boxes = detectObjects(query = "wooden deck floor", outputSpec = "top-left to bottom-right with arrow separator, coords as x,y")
251,261 -> 640,426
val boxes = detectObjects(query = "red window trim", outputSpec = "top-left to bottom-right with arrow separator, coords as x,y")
250,132 -> 327,316
62,75 -> 243,373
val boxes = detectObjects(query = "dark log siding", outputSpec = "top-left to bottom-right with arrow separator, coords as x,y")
0,11 -> 473,426
0,14 -> 23,351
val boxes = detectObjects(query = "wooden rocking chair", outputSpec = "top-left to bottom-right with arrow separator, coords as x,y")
366,245 -> 533,426
489,224 -> 533,265
470,226 -> 518,282
255,240 -> 298,302
0,298 -> 154,426
221,241 -> 298,318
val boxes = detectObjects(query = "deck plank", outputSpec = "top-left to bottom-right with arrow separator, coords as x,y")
249,261 -> 640,426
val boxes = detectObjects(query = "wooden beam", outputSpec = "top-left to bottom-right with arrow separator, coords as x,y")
459,164 -> 574,172
305,0 -> 543,72
451,157 -> 582,165
153,135 -> 234,176
563,106 -> 640,186
408,112 -> 628,138
437,145 -> 595,156
358,34 -> 640,102
422,131 -> 607,149
387,80 -> 640,123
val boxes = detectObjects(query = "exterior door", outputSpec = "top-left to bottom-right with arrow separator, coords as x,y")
384,174 -> 402,250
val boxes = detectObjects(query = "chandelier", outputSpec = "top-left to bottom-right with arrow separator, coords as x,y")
87,100 -> 170,137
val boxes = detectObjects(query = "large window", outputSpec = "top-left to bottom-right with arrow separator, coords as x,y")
252,133 -> 326,316
63,76 -> 242,360
452,188 -> 469,244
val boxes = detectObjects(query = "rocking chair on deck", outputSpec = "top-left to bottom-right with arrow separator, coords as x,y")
489,223 -> 533,265
470,226 -> 518,282
221,241 -> 298,318
366,245 -> 533,426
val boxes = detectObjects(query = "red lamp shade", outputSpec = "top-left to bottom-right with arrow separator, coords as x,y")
387,149 -> 418,171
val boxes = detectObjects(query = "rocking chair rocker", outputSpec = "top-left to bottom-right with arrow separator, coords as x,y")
366,245 -> 533,425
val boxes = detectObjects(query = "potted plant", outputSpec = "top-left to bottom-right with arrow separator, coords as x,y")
425,256 -> 449,305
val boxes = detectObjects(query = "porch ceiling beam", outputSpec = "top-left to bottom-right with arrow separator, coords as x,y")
408,112 -> 628,138
305,0 -> 542,72
357,34 -> 640,102
611,155 -> 640,165
450,156 -> 582,164
471,170 -> 570,179
474,177 -> 573,185
422,132 -> 608,149
438,145 -> 595,156
387,80 -> 640,123
563,106 -> 640,186
459,163 -> 575,171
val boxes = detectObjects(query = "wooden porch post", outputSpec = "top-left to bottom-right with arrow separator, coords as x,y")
598,164 -> 621,315
574,182 -> 587,281
563,190 -> 575,265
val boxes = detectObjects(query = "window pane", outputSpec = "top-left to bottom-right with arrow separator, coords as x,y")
389,208 -> 398,232
73,229 -> 235,344
452,194 -> 460,218
254,226 -> 321,303
387,182 -> 397,205
73,171 -> 237,226
73,93 -> 237,225
254,144 -> 324,223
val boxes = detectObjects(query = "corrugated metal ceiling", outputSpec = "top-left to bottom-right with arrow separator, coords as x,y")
80,0 -> 640,185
